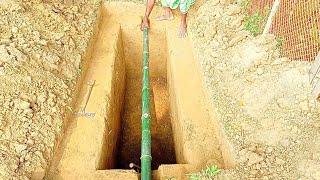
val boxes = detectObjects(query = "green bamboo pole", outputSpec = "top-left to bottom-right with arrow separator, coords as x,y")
141,27 -> 152,180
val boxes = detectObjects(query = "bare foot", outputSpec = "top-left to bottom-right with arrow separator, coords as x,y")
156,8 -> 174,21
178,24 -> 187,38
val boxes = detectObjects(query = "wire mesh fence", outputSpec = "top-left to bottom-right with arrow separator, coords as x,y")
248,0 -> 320,61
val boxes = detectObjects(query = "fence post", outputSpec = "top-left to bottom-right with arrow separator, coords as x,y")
263,0 -> 280,35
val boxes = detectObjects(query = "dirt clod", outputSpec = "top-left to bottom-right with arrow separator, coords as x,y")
0,0 -> 100,179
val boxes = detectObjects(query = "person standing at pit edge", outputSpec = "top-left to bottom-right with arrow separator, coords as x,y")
140,0 -> 196,38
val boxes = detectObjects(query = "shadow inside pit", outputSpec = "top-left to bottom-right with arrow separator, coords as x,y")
115,76 -> 177,170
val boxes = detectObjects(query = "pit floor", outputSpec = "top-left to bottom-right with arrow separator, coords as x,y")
117,76 -> 176,169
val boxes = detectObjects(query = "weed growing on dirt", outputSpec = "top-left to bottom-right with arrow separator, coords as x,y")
77,67 -> 82,75
243,11 -> 264,36
241,0 -> 269,37
276,36 -> 284,49
187,165 -> 220,180
311,26 -> 320,46
240,0 -> 251,11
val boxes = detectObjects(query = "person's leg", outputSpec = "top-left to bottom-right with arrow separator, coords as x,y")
178,13 -> 187,38
156,7 -> 173,21
178,0 -> 195,38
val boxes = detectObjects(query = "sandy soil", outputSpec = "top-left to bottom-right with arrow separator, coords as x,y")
189,0 -> 320,179
0,0 -> 100,179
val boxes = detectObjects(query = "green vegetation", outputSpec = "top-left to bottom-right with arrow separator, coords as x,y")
276,36 -> 284,49
77,65 -> 82,75
240,0 -> 270,37
187,165 -> 220,180
240,0 -> 251,11
311,26 -> 320,46
243,11 -> 264,36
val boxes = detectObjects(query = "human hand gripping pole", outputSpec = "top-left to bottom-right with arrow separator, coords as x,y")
141,0 -> 154,31
141,16 -> 150,31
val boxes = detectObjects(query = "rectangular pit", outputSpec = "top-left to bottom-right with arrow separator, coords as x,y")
116,17 -> 177,170
46,2 -> 231,179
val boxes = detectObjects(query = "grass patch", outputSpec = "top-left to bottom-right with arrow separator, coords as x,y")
240,0 -> 269,37
243,11 -> 264,36
275,36 -> 284,51
187,165 -> 220,180
240,0 -> 251,11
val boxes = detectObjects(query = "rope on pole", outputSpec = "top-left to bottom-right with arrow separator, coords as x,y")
140,27 -> 152,180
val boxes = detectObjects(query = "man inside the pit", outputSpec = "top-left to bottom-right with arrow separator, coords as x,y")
140,0 -> 195,38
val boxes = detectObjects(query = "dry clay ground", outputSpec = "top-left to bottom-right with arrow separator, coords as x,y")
0,0 -> 320,179
0,0 -> 100,179
189,0 -> 320,179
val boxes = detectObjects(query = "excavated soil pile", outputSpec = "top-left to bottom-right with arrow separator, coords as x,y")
0,0 -> 100,179
189,0 -> 320,179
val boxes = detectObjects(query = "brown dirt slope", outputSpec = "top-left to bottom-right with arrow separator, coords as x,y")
189,0 -> 320,179
0,0 -> 100,179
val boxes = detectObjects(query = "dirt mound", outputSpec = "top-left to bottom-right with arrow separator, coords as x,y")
0,0 -> 100,179
189,0 -> 320,179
